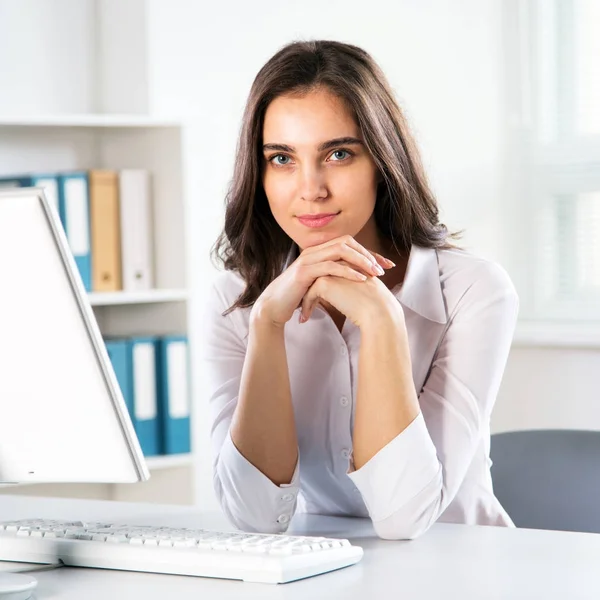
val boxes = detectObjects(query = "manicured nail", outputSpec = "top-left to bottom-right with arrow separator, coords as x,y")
384,258 -> 396,267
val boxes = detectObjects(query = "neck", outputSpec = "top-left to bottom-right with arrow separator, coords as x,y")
354,216 -> 403,265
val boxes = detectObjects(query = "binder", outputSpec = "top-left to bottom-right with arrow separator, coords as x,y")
90,170 -> 122,292
58,172 -> 92,292
0,174 -> 59,213
0,175 -> 33,188
156,336 -> 191,455
131,336 -> 160,457
30,174 -> 60,214
119,169 -> 154,291
104,338 -> 135,420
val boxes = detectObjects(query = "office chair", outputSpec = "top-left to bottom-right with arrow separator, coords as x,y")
490,430 -> 600,533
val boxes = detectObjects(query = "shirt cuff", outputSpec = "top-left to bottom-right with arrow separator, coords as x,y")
216,430 -> 300,530
347,412 -> 440,522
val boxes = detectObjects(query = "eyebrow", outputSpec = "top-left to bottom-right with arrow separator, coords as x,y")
262,136 -> 364,154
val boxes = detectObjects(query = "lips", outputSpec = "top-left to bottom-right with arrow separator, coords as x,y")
297,212 -> 339,229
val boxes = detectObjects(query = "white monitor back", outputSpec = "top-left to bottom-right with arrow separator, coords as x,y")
0,188 -> 149,484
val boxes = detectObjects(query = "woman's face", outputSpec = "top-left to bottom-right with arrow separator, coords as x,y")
262,87 -> 381,251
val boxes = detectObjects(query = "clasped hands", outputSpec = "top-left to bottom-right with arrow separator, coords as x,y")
252,235 -> 404,331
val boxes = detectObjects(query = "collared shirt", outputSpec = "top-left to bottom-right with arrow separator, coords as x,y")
200,244 -> 519,540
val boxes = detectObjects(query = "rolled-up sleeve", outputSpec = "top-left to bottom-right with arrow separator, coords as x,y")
347,263 -> 519,540
199,277 -> 300,533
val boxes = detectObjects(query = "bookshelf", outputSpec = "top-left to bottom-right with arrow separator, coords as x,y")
88,289 -> 188,307
0,117 -> 197,506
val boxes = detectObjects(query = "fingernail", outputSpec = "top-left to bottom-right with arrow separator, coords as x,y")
299,313 -> 306,323
373,265 -> 385,276
385,258 -> 396,267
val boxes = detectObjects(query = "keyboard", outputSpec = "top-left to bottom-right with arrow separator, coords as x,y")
0,519 -> 363,584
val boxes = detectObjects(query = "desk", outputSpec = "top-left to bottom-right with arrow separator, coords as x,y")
0,494 -> 599,599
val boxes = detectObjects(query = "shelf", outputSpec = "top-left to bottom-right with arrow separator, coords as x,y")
145,454 -> 193,470
88,289 -> 188,306
0,114 -> 182,128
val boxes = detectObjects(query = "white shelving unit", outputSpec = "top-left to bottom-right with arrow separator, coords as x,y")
0,116 -> 197,506
88,289 -> 188,307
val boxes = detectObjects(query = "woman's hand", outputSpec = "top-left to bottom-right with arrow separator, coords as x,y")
300,264 -> 405,329
251,235 -> 395,328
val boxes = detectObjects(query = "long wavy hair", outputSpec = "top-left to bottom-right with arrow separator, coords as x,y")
212,40 -> 461,314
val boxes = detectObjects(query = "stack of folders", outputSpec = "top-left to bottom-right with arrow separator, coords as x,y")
0,170 -> 154,293
104,336 -> 191,457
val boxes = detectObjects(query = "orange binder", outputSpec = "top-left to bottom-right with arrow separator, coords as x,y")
90,170 -> 122,291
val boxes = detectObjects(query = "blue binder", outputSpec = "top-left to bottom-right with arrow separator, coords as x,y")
104,339 -> 135,420
0,175 -> 32,187
58,172 -> 92,292
157,336 -> 191,455
30,174 -> 61,215
0,173 -> 60,214
131,337 -> 161,457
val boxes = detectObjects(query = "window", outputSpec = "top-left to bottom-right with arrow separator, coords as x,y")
505,0 -> 600,323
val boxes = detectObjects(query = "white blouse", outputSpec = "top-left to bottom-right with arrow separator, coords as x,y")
200,244 -> 519,540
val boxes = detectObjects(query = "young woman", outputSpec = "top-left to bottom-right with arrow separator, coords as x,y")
201,40 -> 518,540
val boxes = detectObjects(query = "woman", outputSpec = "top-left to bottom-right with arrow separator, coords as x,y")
202,40 -> 518,540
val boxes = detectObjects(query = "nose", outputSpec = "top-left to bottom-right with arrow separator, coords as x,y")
298,164 -> 329,203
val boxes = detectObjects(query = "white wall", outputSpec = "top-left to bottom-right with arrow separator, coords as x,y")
495,346 -> 600,433
0,0 -> 96,114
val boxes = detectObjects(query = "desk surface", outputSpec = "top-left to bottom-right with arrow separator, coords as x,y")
0,494 -> 599,599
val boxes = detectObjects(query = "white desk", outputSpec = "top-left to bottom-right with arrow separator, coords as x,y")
0,494 -> 599,599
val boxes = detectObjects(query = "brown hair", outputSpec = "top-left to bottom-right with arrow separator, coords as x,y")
212,39 -> 461,314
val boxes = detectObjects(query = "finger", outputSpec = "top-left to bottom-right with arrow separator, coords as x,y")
300,284 -> 321,323
318,260 -> 371,282
343,237 -> 394,269
296,260 -> 369,288
306,236 -> 395,271
337,244 -> 386,276
371,251 -> 396,268
344,240 -> 396,270
304,244 -> 382,277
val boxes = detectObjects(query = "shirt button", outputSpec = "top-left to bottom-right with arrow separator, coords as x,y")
277,514 -> 290,524
341,448 -> 351,459
281,493 -> 294,502
339,396 -> 349,407
340,346 -> 347,356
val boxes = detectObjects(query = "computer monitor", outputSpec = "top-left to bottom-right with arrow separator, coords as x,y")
0,187 -> 149,485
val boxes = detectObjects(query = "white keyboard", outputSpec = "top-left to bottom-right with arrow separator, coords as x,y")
0,519 -> 363,584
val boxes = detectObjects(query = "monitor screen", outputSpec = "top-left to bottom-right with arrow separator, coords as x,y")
0,188 -> 149,484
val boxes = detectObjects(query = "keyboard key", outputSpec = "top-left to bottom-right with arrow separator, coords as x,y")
174,540 -> 196,549
107,535 -> 129,544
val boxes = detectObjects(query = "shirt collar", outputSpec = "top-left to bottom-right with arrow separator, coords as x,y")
283,241 -> 447,324
396,245 -> 448,324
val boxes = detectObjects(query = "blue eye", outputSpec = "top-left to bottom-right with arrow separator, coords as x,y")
271,154 -> 291,166
330,149 -> 351,161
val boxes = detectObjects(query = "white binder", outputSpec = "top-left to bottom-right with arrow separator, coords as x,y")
118,169 -> 155,291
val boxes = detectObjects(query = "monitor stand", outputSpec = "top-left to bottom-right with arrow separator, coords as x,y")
0,573 -> 37,600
